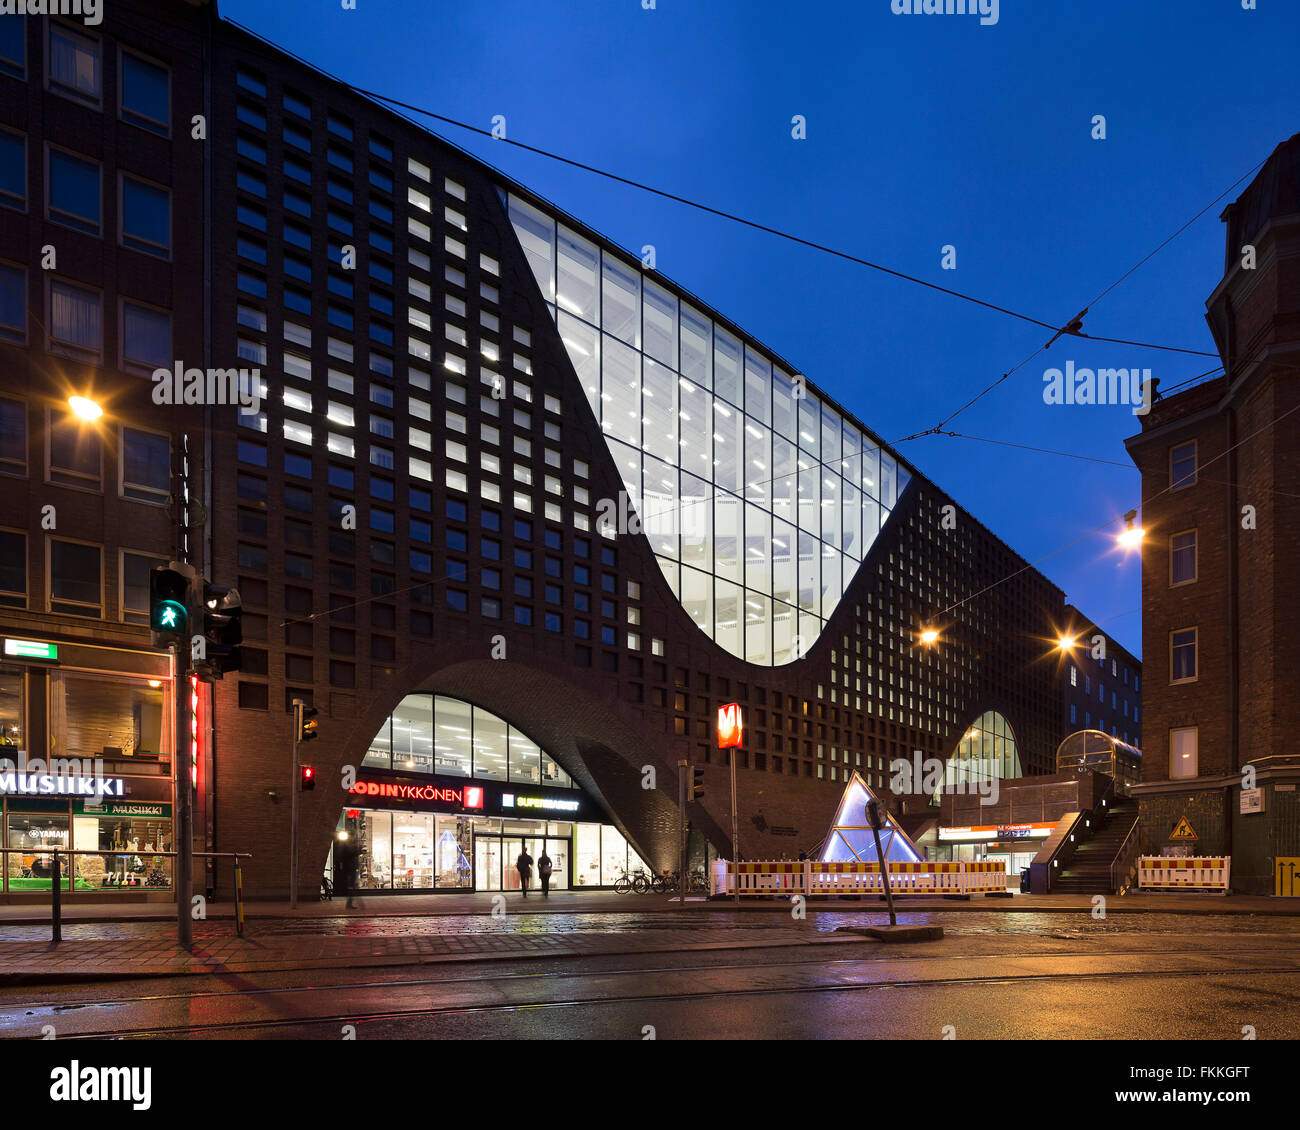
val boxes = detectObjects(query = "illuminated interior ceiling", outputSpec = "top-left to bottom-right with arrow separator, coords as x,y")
507,193 -> 911,666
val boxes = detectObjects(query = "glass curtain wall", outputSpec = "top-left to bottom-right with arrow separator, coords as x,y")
937,710 -> 1022,802
363,694 -> 574,787
507,194 -> 912,666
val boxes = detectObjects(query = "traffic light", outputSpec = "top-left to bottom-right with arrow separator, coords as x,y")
201,582 -> 243,678
300,764 -> 316,791
295,701 -> 319,743
690,766 -> 705,801
149,562 -> 195,649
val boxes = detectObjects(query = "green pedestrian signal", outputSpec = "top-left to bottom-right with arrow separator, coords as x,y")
149,564 -> 195,647
155,600 -> 187,632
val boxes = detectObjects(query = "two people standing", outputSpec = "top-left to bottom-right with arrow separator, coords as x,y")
515,844 -> 554,898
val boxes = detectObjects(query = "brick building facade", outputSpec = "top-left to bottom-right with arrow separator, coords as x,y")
1125,131 -> 1300,893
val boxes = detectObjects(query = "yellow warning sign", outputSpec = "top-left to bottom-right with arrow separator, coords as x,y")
1169,816 -> 1198,840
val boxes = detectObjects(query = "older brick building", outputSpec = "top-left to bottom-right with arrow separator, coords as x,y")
1125,131 -> 1300,893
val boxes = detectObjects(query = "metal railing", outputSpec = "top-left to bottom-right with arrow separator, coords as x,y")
0,847 -> 251,943
1109,816 -> 1142,894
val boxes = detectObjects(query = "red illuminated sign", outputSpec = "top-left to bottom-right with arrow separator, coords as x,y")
717,703 -> 744,749
189,674 -> 200,790
348,780 -> 484,808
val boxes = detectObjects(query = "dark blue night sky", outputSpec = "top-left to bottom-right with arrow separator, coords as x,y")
220,0 -> 1300,659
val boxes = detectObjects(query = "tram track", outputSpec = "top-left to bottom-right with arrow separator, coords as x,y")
4,941 -> 1295,1012
9,946 -> 1300,1040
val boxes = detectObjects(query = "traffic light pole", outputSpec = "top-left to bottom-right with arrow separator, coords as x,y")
174,641 -> 193,947
290,699 -> 301,910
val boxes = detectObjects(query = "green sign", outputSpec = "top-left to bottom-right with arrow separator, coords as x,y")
4,639 -> 58,660
78,801 -> 171,817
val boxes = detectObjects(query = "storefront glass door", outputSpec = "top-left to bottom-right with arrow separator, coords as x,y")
474,834 -> 503,891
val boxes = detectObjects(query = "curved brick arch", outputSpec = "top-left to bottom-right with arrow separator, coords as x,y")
292,657 -> 733,893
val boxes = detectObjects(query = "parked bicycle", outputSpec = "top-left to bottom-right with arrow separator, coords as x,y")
614,867 -> 650,894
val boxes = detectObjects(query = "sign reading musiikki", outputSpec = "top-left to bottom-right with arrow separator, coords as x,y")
0,773 -> 126,798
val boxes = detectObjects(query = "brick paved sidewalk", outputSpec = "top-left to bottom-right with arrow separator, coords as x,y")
0,889 -> 1293,926
0,924 -> 858,983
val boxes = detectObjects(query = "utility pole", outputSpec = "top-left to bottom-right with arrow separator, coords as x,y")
730,745 -> 740,906
290,698 -> 302,909
677,760 -> 687,908
175,641 -> 192,946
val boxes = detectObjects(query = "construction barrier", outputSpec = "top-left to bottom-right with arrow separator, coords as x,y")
1136,855 -> 1231,893
716,858 -> 1012,897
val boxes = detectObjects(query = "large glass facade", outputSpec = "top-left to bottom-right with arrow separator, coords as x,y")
932,710 -> 1022,805
507,194 -> 912,664
364,693 -> 574,787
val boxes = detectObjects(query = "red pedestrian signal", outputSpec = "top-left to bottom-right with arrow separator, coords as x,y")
300,765 -> 316,791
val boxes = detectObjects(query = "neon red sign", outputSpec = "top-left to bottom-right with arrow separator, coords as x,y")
717,703 -> 744,749
348,780 -> 484,808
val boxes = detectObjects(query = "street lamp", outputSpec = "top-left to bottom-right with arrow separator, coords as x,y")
1057,635 -> 1077,651
68,395 -> 103,421
1117,509 -> 1144,550
919,628 -> 939,646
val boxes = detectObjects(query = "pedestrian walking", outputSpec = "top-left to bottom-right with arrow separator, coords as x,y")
335,831 -> 360,909
516,844 -> 533,898
538,850 -> 553,898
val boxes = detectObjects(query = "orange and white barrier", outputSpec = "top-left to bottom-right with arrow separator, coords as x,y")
714,858 -> 1011,897
1136,856 -> 1230,893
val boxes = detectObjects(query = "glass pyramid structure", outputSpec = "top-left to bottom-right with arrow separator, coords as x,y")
819,772 -> 923,864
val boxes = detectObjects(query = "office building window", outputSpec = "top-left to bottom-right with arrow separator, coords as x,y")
48,148 -> 100,235
121,427 -> 170,503
0,261 -> 24,342
0,15 -> 24,77
121,302 -> 171,370
0,397 -> 25,476
49,23 -> 100,105
48,409 -> 101,489
0,529 -> 25,607
120,51 -> 169,133
1170,530 -> 1197,585
49,538 -> 101,617
1170,727 -> 1197,779
0,128 -> 24,210
1170,441 -> 1196,490
1170,628 -> 1197,684
121,176 -> 170,256
120,550 -> 165,624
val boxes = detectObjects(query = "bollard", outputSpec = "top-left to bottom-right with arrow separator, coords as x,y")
234,857 -> 245,937
51,848 -> 62,944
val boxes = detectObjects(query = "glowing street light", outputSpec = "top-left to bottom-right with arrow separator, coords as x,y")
1117,509 -> 1144,550
919,628 -> 940,646
68,396 -> 103,421
1057,635 -> 1077,651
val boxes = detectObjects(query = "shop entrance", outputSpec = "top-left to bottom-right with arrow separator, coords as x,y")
475,829 -> 570,892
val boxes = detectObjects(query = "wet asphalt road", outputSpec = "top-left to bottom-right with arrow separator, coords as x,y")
2,910 -> 1297,1040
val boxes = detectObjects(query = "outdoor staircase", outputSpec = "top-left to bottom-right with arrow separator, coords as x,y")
1053,800 -> 1139,894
